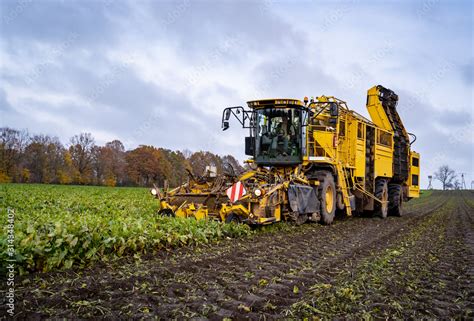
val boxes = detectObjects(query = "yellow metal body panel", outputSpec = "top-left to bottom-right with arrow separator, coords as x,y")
220,204 -> 249,221
366,86 -> 393,132
355,139 -> 365,177
174,204 -> 209,220
374,144 -> 393,178
313,130 -> 336,159
374,128 -> 394,178
194,207 -> 208,220
408,152 -> 420,198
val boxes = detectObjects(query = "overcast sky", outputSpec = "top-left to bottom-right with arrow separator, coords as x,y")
1,0 -> 472,189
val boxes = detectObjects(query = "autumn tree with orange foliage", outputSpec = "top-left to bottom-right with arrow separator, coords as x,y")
125,146 -> 172,186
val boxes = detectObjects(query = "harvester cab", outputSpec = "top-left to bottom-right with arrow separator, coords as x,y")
222,99 -> 309,166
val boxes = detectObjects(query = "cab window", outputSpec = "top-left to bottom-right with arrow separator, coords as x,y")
255,107 -> 302,165
412,157 -> 419,167
357,123 -> 364,139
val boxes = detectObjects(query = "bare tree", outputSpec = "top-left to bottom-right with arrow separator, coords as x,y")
434,165 -> 457,190
222,155 -> 244,175
453,179 -> 461,190
182,149 -> 192,159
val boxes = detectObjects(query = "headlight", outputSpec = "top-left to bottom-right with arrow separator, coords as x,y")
151,188 -> 158,196
254,189 -> 262,197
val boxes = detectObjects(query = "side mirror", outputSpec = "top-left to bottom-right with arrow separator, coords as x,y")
223,121 -> 229,131
329,102 -> 338,117
224,109 -> 231,120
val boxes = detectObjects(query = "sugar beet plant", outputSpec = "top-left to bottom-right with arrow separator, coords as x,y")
0,184 -> 251,274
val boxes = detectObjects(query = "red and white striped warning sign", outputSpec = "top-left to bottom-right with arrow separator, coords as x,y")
226,181 -> 247,203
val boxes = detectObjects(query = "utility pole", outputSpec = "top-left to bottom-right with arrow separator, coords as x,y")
427,175 -> 433,190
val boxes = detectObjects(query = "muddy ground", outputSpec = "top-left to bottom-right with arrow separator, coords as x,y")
3,191 -> 474,319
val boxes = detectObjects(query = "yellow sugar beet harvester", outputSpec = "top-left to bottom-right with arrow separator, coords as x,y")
152,85 -> 420,225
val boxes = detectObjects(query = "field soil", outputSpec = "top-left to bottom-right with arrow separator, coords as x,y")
5,191 -> 474,319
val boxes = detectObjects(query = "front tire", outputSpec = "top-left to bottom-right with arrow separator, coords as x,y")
225,213 -> 241,224
158,209 -> 175,217
318,172 -> 336,225
374,179 -> 388,218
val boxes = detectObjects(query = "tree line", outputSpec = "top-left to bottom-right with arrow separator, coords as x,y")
0,127 -> 243,187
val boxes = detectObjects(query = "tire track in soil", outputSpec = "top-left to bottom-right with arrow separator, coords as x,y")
291,191 -> 473,319
12,192 -> 451,320
358,191 -> 473,319
417,191 -> 474,318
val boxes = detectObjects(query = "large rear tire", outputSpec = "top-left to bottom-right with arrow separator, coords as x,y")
318,172 -> 336,225
388,184 -> 403,216
374,179 -> 388,218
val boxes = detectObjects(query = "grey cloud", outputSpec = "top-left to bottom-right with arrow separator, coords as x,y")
136,0 -> 306,63
461,59 -> 473,85
1,0 -> 128,48
396,89 -> 472,132
395,89 -> 473,181
434,109 -> 472,127
0,87 -> 9,109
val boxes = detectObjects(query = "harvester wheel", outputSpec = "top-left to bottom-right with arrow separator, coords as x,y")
225,213 -> 241,224
318,172 -> 336,225
336,193 -> 345,211
374,179 -> 388,218
158,209 -> 175,217
388,184 -> 403,216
